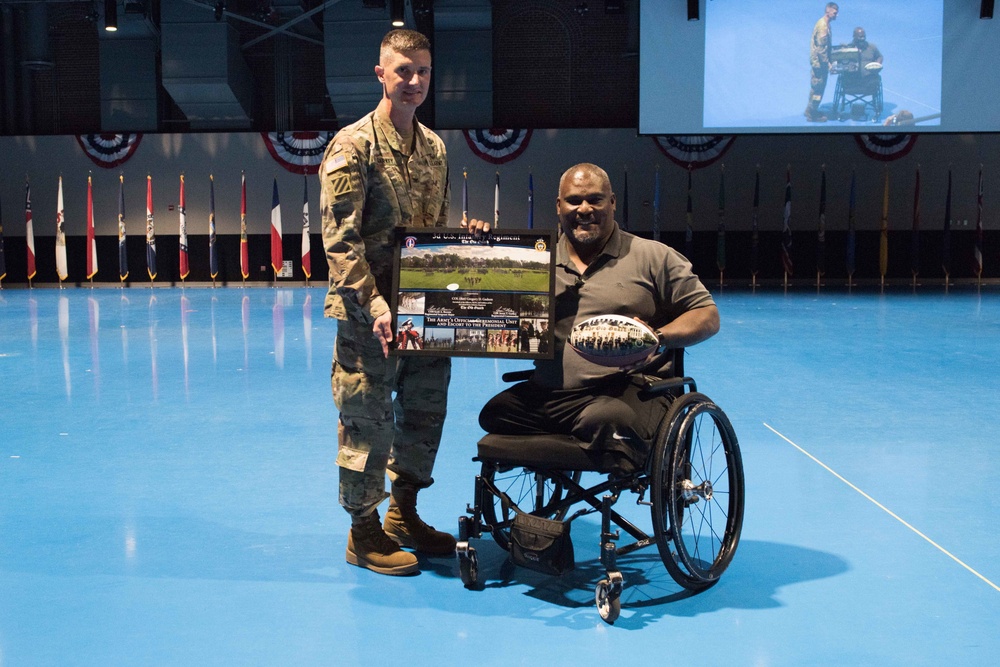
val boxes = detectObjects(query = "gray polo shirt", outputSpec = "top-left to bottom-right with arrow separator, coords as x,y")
532,225 -> 715,389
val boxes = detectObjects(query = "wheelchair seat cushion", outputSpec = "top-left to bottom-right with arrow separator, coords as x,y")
477,433 -> 607,472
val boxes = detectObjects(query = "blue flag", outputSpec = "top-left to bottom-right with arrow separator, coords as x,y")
910,167 -> 921,279
528,172 -> 534,229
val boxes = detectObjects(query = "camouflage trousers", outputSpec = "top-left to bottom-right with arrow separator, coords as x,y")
331,318 -> 451,517
808,66 -> 829,110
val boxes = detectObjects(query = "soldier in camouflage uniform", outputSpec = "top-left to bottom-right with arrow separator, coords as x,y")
806,2 -> 839,122
321,29 -> 487,576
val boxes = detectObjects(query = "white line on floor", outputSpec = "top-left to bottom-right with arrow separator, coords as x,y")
764,422 -> 1000,594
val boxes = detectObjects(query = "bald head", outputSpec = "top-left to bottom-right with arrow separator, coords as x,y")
557,163 -> 617,261
559,163 -> 612,195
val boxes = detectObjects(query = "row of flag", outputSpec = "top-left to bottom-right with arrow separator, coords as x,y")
639,164 -> 987,283
0,173 -> 311,284
466,164 -> 988,283
1,165 -> 988,284
773,164 -> 986,283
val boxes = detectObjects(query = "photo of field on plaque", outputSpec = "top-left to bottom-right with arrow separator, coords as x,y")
391,229 -> 556,359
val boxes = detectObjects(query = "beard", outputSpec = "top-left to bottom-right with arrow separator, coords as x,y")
566,220 -> 608,248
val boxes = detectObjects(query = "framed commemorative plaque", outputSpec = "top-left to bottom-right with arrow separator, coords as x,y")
390,228 -> 557,359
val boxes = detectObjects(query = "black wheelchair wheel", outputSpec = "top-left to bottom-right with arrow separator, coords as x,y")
595,579 -> 621,624
651,392 -> 744,591
480,463 -> 582,551
459,547 -> 479,589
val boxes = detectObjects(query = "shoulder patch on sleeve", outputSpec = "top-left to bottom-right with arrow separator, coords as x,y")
330,172 -> 352,197
325,153 -> 348,174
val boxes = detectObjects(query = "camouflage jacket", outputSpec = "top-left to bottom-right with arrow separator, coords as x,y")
810,17 -> 832,69
320,107 -> 449,322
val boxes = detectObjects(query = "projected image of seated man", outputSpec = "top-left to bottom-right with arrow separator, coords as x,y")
689,0 -> 944,131
832,26 -> 885,120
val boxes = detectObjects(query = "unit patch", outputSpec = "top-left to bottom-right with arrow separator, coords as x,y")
329,172 -> 352,197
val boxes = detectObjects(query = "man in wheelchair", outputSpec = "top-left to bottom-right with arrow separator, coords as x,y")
478,162 -> 719,476
841,27 -> 883,93
831,26 -> 884,120
463,163 -> 738,623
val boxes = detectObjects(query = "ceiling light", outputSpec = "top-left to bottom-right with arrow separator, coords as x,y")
687,0 -> 699,21
105,0 -> 118,31
390,0 -> 405,27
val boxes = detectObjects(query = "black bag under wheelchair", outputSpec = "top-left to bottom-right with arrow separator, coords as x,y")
455,350 -> 745,624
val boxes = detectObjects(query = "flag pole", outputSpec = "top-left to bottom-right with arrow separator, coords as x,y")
750,164 -> 760,290
717,163 -> 726,288
976,163 -> 984,290
911,163 -> 920,291
782,164 -> 792,291
87,170 -> 96,288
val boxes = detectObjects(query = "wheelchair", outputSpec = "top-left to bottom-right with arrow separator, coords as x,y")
833,71 -> 882,122
455,351 -> 745,624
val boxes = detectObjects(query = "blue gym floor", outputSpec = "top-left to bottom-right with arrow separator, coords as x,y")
2,285 -> 998,665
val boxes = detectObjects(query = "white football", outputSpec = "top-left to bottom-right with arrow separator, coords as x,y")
569,314 -> 659,367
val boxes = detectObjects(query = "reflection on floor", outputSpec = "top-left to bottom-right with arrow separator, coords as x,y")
1,286 -> 998,666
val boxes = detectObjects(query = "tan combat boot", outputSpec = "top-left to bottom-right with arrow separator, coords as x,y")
346,510 -> 419,575
383,487 -> 457,555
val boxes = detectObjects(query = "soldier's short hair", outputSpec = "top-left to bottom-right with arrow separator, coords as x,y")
826,2 -> 839,10
380,29 -> 431,63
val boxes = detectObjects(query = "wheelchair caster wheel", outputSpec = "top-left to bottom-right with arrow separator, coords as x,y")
459,547 -> 478,589
595,579 -> 621,624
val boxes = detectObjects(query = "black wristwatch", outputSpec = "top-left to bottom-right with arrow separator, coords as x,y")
655,331 -> 670,355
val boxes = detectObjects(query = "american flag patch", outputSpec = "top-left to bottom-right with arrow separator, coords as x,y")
325,153 -> 348,174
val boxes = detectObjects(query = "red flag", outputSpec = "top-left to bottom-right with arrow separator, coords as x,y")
179,174 -> 190,280
271,177 -> 283,276
301,175 -> 311,279
240,171 -> 250,280
87,174 -> 98,279
25,180 -> 36,281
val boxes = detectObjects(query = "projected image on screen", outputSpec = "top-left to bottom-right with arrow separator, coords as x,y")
703,0 -> 943,129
